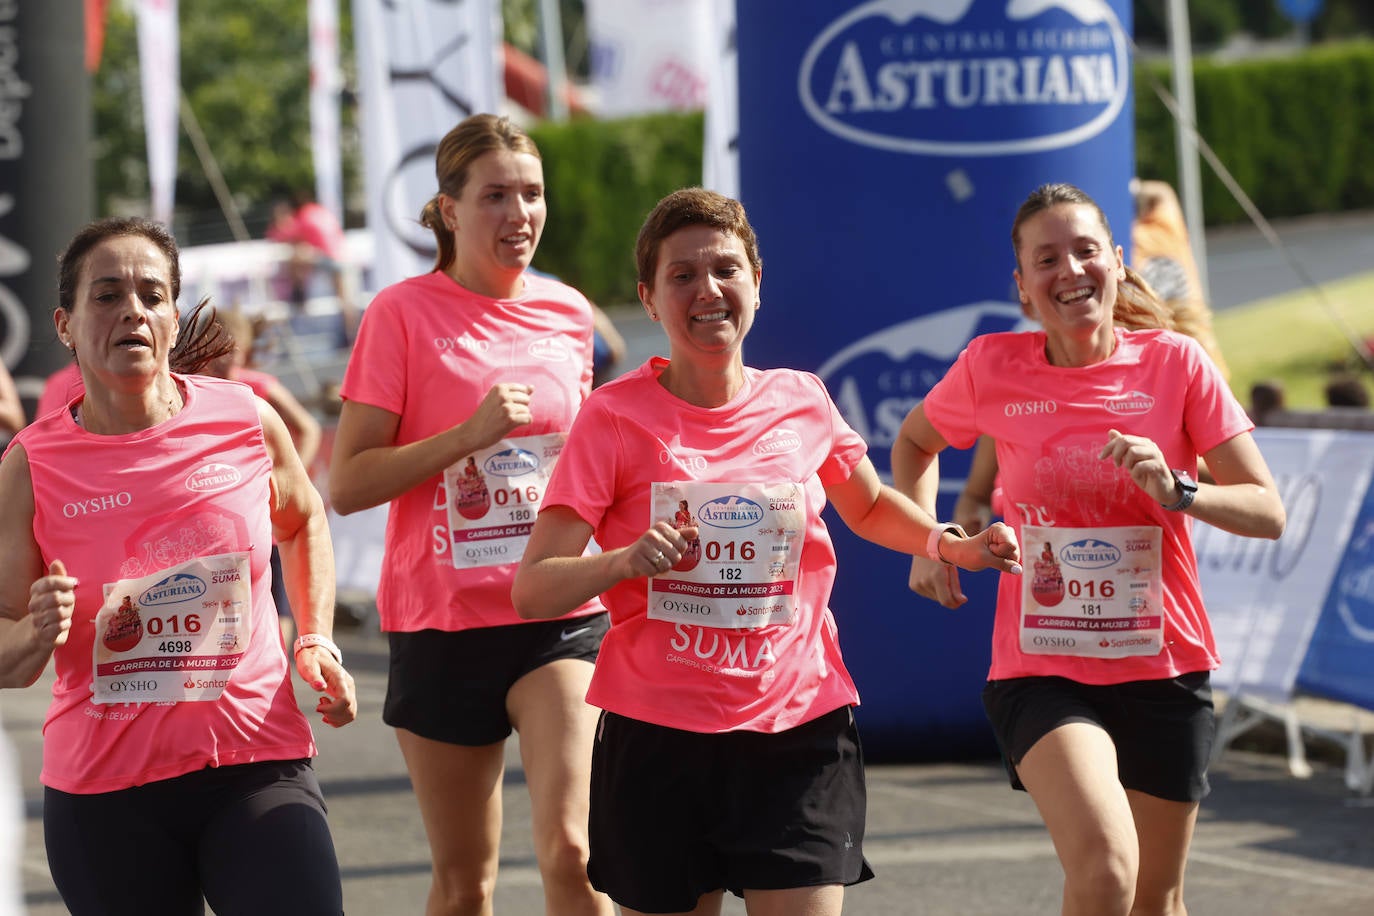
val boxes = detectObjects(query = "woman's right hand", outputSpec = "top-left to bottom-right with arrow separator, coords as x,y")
465,383 -> 534,450
908,555 -> 968,608
28,559 -> 77,650
621,521 -> 697,580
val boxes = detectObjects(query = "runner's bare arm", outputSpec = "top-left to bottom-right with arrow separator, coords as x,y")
261,401 -> 356,727
0,445 -> 74,687
513,507 -> 695,618
329,384 -> 533,515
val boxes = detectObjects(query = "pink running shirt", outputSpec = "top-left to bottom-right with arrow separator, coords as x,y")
340,270 -> 603,632
922,328 -> 1252,685
543,359 -> 868,734
34,362 -> 84,421
232,367 -> 276,402
7,374 -> 315,793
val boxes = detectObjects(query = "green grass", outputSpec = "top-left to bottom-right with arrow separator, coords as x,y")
1213,270 -> 1374,409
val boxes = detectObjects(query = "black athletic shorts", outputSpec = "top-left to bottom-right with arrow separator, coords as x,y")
383,614 -> 608,745
587,705 -> 874,914
44,758 -> 340,916
981,671 -> 1215,802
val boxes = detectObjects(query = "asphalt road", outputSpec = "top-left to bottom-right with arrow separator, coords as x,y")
7,630 -> 1374,916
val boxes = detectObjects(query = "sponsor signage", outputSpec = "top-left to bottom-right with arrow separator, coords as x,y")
737,0 -> 1135,756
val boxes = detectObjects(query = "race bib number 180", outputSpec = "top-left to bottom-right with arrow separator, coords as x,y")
444,433 -> 565,570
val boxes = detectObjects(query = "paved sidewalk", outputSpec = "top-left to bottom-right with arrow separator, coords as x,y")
7,627 -> 1374,915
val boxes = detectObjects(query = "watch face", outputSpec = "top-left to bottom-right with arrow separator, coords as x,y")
1173,470 -> 1197,490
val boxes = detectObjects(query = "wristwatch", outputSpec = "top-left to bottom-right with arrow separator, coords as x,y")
1163,469 -> 1197,512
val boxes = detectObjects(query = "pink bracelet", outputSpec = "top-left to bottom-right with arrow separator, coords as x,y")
926,522 -> 968,565
293,633 -> 342,665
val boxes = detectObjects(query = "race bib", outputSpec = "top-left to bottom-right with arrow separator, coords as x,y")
443,433 -> 565,569
92,551 -> 253,704
1020,525 -> 1164,658
647,482 -> 805,628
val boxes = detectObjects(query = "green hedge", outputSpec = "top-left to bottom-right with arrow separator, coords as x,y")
530,43 -> 1374,304
1134,40 -> 1374,224
530,111 -> 703,306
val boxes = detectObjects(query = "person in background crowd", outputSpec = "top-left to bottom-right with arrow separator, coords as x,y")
0,216 -> 356,915
266,191 -> 359,344
1323,371 -> 1371,409
1131,178 -> 1229,379
513,187 -> 1021,916
892,183 -> 1285,916
329,114 -> 613,916
590,302 -> 627,387
34,358 -> 84,422
203,307 -> 324,647
1248,379 -> 1287,427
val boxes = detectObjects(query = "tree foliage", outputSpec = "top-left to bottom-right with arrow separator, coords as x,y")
91,1 -> 1374,246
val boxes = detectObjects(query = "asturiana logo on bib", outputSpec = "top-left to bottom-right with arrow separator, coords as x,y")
698,496 -> 766,529
798,0 -> 1130,157
1104,389 -> 1155,415
753,428 -> 803,456
529,337 -> 570,362
140,573 -> 207,607
185,463 -> 242,493
1060,538 -> 1121,569
484,448 -> 540,477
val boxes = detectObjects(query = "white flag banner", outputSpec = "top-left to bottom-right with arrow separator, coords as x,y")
136,0 -> 179,226
351,0 -> 503,288
586,0 -> 711,117
309,0 -> 345,222
702,0 -> 738,197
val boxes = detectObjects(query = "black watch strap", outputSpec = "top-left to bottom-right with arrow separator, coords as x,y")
1163,469 -> 1197,512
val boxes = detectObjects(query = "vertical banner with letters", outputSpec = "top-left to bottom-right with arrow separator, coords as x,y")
136,0 -> 178,227
308,0 -> 345,222
350,0 -> 502,288
2,1 -> 91,415
735,0 -> 1135,756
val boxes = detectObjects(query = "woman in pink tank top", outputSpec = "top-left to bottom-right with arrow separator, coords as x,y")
0,217 -> 356,915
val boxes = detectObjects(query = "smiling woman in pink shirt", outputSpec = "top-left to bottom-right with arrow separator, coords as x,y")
891,183 -> 1286,916
513,188 -> 1021,916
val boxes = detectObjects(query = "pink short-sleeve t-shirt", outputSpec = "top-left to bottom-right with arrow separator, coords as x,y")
8,375 -> 315,793
340,270 -> 603,632
922,328 -> 1252,685
542,359 -> 868,734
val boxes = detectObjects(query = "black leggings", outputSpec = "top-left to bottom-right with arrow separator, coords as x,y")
44,758 -> 342,916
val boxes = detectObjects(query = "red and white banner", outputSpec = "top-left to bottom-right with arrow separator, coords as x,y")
586,0 -> 711,117
350,0 -> 502,288
308,0 -> 344,222
136,0 -> 178,226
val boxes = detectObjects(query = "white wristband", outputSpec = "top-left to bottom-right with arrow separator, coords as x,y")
926,522 -> 968,565
293,633 -> 342,665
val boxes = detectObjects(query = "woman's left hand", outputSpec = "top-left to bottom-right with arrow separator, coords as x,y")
296,649 -> 358,728
1099,428 -> 1175,505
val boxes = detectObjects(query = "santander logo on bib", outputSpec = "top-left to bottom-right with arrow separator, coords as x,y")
185,463 -> 242,493
798,0 -> 1130,156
